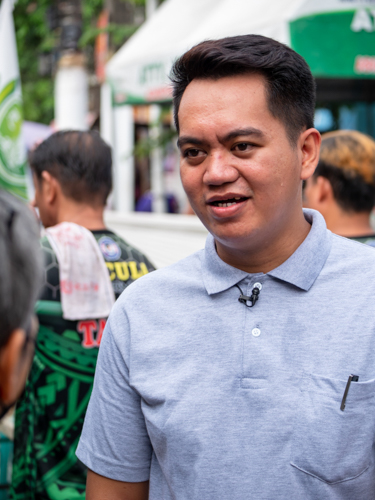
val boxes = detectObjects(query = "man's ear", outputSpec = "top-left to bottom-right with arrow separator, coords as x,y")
0,329 -> 31,406
41,171 -> 59,206
299,128 -> 321,181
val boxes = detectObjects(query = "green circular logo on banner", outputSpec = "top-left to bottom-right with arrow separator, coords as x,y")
0,80 -> 27,197
0,102 -> 22,139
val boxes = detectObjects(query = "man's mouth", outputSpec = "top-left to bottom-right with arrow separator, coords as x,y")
209,197 -> 248,208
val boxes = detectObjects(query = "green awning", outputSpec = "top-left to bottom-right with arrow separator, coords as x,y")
290,6 -> 375,78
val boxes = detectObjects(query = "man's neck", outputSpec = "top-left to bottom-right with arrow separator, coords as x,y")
56,201 -> 106,231
324,208 -> 374,238
215,210 -> 311,274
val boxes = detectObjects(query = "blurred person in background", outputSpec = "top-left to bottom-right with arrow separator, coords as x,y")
303,130 -> 375,245
11,131 -> 155,500
0,189 -> 41,419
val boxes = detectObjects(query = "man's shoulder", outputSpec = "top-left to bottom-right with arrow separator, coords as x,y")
92,230 -> 154,268
117,249 -> 204,301
331,232 -> 375,255
38,236 -> 59,301
329,232 -> 375,271
39,235 -> 58,268
350,235 -> 375,247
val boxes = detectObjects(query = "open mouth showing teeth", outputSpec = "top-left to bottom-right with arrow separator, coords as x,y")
210,197 -> 248,208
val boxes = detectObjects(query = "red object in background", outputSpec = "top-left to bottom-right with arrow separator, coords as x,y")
77,319 -> 106,348
95,10 -> 109,83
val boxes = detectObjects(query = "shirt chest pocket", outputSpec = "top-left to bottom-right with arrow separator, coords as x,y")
290,373 -> 375,484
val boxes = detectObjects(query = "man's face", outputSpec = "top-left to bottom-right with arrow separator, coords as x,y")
178,74 -> 308,255
32,173 -> 57,228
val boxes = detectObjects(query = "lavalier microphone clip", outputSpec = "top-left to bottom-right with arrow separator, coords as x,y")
236,283 -> 262,308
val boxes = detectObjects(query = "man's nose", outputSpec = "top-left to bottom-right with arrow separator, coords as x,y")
203,152 -> 239,185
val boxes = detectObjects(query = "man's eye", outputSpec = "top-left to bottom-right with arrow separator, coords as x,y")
184,149 -> 202,158
234,143 -> 251,152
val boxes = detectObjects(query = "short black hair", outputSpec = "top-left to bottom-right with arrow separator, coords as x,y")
0,190 -> 42,348
29,130 -> 112,206
313,130 -> 375,213
170,35 -> 316,144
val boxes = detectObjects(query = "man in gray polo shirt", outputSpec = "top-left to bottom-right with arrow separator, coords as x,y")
77,35 -> 375,500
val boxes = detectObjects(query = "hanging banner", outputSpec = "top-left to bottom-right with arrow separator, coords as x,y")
289,0 -> 375,78
110,56 -> 173,107
0,0 -> 28,198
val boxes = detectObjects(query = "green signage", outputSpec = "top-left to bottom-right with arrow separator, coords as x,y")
0,78 -> 28,198
290,8 -> 375,78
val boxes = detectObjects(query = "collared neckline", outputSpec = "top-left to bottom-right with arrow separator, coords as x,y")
201,209 -> 332,295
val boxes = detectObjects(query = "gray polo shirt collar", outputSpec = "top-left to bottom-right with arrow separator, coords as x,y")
202,209 -> 332,295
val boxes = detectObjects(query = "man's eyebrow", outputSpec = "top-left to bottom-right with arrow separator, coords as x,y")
222,127 -> 265,142
177,128 -> 265,149
177,136 -> 204,149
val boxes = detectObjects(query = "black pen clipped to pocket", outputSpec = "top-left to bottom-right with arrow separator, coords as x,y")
340,374 -> 359,411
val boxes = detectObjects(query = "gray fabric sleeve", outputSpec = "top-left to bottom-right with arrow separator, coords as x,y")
76,308 -> 152,482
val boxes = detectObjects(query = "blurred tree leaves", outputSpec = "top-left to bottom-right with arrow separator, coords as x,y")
12,0 -> 149,125
79,23 -> 137,48
13,0 -> 55,124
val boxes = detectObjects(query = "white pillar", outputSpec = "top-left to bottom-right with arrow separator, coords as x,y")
100,82 -> 114,148
113,105 -> 134,212
101,83 -> 115,209
55,53 -> 88,131
146,0 -> 158,19
150,104 -> 165,213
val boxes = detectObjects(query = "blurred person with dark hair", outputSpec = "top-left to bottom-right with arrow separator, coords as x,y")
29,130 -> 113,229
0,189 -> 41,418
11,131 -> 155,500
78,35 -> 375,500
304,130 -> 375,245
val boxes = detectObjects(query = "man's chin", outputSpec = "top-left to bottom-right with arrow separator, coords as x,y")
211,227 -> 260,250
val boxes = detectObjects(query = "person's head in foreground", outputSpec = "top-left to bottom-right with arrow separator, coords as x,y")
30,130 -> 112,230
0,190 -> 42,418
172,34 -> 321,272
303,129 -> 375,239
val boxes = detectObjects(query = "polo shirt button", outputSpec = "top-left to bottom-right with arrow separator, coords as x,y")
252,328 -> 261,337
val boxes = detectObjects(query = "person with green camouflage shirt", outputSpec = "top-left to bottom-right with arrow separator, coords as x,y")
11,131 -> 154,500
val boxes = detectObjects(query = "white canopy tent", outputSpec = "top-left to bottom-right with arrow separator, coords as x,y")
103,0 -> 375,211
106,0 -> 301,106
